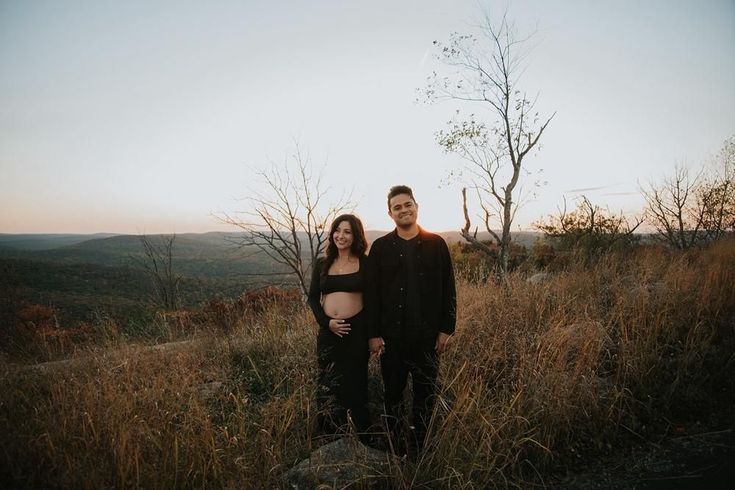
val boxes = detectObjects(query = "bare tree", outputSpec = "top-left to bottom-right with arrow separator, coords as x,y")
700,136 -> 735,238
642,165 -> 711,250
218,144 -> 352,298
642,137 -> 735,250
698,177 -> 735,242
137,234 -> 181,310
425,11 -> 555,279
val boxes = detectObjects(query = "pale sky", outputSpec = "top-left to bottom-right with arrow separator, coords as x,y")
1,0 -> 733,234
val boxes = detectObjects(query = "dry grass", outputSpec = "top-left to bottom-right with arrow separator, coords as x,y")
2,240 -> 734,488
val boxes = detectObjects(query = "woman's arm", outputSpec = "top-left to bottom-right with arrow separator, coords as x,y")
307,258 -> 331,329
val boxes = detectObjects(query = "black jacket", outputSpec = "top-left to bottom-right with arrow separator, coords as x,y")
365,227 -> 456,340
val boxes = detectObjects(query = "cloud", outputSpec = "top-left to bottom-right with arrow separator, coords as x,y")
564,182 -> 630,193
564,185 -> 612,193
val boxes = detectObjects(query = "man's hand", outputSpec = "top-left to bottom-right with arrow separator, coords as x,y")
435,332 -> 452,355
369,337 -> 385,357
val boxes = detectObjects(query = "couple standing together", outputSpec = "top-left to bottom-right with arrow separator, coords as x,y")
308,185 -> 457,451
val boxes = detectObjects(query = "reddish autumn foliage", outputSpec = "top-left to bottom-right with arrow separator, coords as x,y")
16,303 -> 58,326
235,286 -> 301,314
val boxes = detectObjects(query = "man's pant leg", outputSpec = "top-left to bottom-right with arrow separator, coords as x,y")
409,343 -> 439,446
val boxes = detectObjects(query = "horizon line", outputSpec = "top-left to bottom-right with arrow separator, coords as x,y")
0,229 -> 547,236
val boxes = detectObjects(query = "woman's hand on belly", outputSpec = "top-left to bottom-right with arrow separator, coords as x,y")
328,318 -> 351,337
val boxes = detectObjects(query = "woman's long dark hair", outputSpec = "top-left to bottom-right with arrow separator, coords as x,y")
321,214 -> 368,277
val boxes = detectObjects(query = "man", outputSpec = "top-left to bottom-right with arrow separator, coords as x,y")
366,185 -> 457,452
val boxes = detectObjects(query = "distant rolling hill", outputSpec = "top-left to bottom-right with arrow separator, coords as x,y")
0,233 -> 117,251
0,230 -> 543,265
0,229 -> 542,324
0,232 -> 277,277
433,230 -> 541,247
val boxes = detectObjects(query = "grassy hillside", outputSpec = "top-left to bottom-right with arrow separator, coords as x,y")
1,258 -> 153,322
0,233 -> 297,329
1,239 -> 733,488
0,257 -> 261,326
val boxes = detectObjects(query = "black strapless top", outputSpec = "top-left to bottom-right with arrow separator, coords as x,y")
322,269 -> 364,294
308,255 -> 366,329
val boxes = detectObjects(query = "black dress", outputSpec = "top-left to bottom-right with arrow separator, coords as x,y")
307,256 -> 369,433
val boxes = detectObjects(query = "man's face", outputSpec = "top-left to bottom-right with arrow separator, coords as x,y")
388,193 -> 418,228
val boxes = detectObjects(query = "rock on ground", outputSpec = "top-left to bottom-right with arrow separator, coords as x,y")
283,437 -> 397,489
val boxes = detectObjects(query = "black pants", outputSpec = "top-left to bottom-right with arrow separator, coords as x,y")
380,336 -> 438,446
316,310 -> 369,433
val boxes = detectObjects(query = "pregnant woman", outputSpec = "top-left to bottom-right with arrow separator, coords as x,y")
308,213 -> 370,435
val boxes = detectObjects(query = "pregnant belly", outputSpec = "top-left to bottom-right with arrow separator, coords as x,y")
322,291 -> 363,319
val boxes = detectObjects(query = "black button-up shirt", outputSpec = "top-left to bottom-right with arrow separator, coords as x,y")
366,227 -> 456,340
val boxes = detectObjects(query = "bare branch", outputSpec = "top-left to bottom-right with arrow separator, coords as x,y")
640,164 -> 724,250
427,10 -> 553,278
135,234 -> 181,310
216,145 -> 353,297
460,187 -> 497,257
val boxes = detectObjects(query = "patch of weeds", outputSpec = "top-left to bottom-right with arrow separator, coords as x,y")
229,345 -> 280,403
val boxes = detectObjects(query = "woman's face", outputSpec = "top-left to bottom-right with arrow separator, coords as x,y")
332,220 -> 354,251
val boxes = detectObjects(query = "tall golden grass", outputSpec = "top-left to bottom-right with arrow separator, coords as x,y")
2,240 -> 734,488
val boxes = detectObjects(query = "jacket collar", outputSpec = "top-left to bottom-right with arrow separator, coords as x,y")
390,225 -> 425,243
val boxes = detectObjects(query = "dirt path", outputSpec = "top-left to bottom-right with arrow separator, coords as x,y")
6,339 -> 201,375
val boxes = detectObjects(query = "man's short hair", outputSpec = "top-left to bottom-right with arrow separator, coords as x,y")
387,185 -> 416,209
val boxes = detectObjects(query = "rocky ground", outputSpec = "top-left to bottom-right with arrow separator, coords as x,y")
283,423 -> 735,488
548,427 -> 735,489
